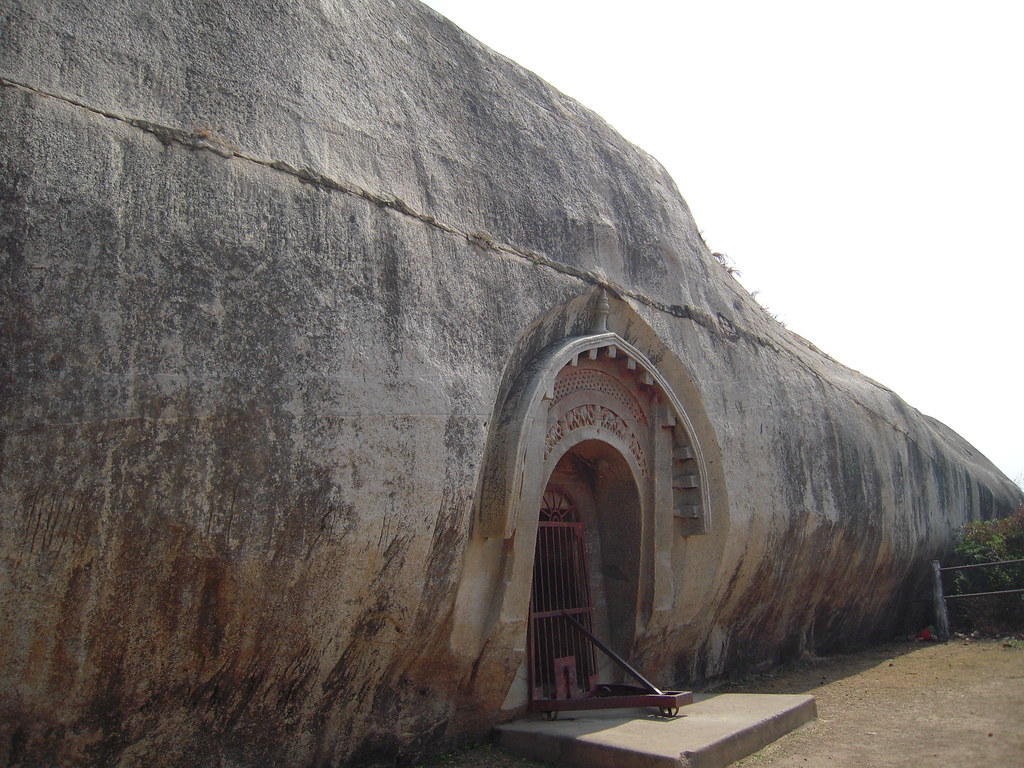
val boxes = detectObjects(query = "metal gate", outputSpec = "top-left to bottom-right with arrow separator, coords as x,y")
528,486 -> 694,717
529,488 -> 599,701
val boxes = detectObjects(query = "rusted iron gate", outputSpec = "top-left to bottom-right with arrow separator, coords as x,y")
931,558 -> 1024,641
529,490 -> 691,718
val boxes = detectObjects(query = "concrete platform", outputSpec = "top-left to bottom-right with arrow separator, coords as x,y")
495,693 -> 817,768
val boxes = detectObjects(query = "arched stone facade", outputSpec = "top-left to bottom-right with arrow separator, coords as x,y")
451,290 -> 721,711
475,292 -> 712,541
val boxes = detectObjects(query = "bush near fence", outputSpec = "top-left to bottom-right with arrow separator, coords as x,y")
948,505 -> 1024,633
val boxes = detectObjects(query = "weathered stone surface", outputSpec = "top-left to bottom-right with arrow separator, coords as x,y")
1,1 -> 1020,766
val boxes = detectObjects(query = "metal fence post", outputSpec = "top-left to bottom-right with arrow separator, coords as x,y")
932,560 -> 951,642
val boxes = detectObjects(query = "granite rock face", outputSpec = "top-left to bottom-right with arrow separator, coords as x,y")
1,1 -> 1020,766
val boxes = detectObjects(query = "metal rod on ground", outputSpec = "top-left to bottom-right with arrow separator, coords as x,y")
560,610 -> 663,695
932,560 -> 951,642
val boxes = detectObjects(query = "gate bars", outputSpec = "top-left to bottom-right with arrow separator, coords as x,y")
528,489 -> 691,718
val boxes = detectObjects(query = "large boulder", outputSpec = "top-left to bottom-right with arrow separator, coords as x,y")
1,0 -> 1020,766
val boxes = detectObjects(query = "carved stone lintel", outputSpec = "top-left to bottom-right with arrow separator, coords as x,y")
545,403 -> 648,478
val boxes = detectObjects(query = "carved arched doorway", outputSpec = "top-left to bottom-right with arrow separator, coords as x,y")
450,289 -> 725,717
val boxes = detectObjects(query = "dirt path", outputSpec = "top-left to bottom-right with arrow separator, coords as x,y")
728,637 -> 1024,768
425,638 -> 1024,768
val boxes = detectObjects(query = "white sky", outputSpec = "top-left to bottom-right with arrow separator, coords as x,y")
422,0 -> 1024,486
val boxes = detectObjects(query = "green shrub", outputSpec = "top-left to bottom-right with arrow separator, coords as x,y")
948,505 -> 1024,633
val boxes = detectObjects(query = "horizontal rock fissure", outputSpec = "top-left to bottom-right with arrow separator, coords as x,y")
0,77 -> 748,334
0,74 -> 934,460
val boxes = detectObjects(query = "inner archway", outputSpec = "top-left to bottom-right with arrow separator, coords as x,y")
529,440 -> 641,702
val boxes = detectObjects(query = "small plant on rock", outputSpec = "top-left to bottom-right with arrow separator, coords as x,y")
711,251 -> 742,277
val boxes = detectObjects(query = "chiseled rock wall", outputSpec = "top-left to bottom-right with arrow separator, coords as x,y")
1,1 -> 1020,766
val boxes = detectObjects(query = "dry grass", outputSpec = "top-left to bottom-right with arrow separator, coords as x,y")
421,638 -> 1023,768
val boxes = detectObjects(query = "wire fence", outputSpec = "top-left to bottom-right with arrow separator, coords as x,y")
931,558 -> 1024,641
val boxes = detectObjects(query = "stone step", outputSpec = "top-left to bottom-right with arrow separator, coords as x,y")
495,693 -> 816,768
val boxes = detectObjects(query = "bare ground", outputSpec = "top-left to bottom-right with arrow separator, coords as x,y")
422,637 -> 1024,768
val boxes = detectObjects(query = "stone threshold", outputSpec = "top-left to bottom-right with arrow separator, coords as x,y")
495,693 -> 816,768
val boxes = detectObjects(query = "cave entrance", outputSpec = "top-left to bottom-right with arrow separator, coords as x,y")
454,292 -> 721,716
528,439 -> 667,712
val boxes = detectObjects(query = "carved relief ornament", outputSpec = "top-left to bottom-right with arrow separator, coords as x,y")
476,329 -> 699,539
